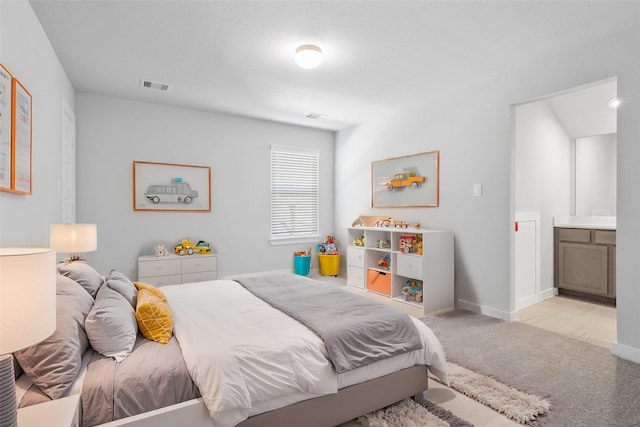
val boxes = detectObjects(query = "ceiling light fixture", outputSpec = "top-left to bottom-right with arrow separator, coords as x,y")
295,44 -> 323,69
607,97 -> 620,108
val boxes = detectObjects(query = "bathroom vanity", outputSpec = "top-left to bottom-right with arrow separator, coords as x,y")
554,217 -> 616,304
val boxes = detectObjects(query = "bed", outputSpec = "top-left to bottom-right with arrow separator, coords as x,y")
14,263 -> 448,427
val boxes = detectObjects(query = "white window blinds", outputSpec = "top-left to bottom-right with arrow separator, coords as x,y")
270,145 -> 320,241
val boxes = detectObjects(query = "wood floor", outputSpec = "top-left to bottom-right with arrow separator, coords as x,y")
313,272 -> 617,426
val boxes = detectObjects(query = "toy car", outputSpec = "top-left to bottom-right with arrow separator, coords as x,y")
195,240 -> 211,254
175,239 -> 196,255
383,171 -> 426,191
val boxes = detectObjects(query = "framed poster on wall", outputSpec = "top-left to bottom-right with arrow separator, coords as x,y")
0,64 -> 13,192
371,150 -> 439,208
12,78 -> 32,195
133,160 -> 211,212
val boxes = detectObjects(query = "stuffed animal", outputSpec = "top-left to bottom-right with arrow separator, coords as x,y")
154,242 -> 169,257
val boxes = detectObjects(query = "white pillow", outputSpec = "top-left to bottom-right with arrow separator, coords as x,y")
85,285 -> 138,362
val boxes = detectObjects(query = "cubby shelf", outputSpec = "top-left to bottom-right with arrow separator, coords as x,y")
347,226 -> 454,315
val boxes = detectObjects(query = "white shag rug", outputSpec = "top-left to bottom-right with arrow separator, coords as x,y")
359,398 -> 449,427
443,362 -> 551,424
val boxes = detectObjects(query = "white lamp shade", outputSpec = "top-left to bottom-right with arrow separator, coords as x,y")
0,248 -> 56,354
295,44 -> 323,69
50,223 -> 97,254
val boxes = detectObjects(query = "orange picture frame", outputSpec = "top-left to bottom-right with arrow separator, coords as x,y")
133,160 -> 211,212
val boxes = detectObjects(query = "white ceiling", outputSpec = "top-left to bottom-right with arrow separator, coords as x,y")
28,1 -> 640,132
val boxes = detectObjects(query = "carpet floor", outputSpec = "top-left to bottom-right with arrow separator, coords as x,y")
420,310 -> 640,426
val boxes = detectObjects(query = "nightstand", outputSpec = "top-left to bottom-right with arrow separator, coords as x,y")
18,394 -> 80,427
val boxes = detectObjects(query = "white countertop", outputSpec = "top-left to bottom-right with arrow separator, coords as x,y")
554,216 -> 616,230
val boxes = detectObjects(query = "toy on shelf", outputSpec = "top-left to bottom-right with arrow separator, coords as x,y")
374,239 -> 390,249
195,240 -> 212,254
175,239 -> 196,255
353,235 -> 365,246
375,217 -> 409,228
154,243 -> 170,257
401,280 -> 423,302
400,234 -> 423,254
378,254 -> 391,270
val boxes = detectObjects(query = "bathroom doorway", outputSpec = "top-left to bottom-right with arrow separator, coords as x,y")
512,78 -> 617,315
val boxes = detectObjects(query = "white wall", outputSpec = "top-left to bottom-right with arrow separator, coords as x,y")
514,100 -> 573,294
75,93 -> 335,279
0,0 -> 75,246
336,26 -> 640,361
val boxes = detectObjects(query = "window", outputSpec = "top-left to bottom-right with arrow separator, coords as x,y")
270,145 -> 320,244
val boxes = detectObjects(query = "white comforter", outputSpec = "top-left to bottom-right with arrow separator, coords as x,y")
164,280 -> 448,427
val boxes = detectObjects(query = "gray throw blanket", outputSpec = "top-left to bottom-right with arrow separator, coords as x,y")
235,273 -> 423,373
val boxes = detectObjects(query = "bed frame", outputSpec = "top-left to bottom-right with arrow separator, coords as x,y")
97,365 -> 429,427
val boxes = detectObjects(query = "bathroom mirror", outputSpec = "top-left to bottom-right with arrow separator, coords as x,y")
575,133 -> 617,216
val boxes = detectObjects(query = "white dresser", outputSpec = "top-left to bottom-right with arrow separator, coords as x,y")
138,253 -> 217,286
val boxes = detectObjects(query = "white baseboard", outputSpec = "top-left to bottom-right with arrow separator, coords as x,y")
456,299 -> 515,321
612,342 -> 640,364
515,288 -> 557,311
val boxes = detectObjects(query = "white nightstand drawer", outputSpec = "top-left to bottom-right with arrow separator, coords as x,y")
347,247 -> 365,268
138,258 -> 181,278
183,271 -> 217,283
182,256 -> 217,274
139,274 -> 182,287
396,254 -> 423,280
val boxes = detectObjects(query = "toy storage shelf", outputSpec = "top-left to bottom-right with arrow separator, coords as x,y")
347,226 -> 454,315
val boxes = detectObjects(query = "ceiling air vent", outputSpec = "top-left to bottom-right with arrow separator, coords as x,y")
305,112 -> 328,120
140,79 -> 171,92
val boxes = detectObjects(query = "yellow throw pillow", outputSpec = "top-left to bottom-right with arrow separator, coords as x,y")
135,289 -> 173,344
133,281 -> 168,302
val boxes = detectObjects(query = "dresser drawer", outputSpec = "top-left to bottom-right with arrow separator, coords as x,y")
182,256 -> 217,274
396,254 -> 423,280
347,247 -> 365,268
138,258 -> 181,278
139,274 -> 182,287
182,270 -> 217,283
557,228 -> 591,243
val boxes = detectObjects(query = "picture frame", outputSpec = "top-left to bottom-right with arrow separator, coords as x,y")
0,64 -> 13,192
371,150 -> 439,208
133,161 -> 211,212
11,77 -> 32,195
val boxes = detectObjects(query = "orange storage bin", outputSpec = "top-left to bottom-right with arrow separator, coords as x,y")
367,269 -> 391,296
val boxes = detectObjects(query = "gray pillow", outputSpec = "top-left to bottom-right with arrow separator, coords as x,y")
14,274 -> 94,400
85,285 -> 138,362
57,262 -> 104,298
105,269 -> 137,308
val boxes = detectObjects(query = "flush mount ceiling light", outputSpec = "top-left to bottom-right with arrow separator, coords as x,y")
295,44 -> 323,69
607,97 -> 621,108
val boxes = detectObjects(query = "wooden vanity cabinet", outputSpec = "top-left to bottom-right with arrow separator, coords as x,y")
554,227 -> 616,304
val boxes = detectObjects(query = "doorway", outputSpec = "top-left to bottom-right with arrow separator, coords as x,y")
512,78 -> 617,315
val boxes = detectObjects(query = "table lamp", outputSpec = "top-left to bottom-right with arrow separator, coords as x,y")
0,248 -> 56,427
50,223 -> 97,263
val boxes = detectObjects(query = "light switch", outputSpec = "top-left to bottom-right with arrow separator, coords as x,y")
473,184 -> 482,197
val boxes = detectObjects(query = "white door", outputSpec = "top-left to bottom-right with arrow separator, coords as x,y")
515,212 -> 539,310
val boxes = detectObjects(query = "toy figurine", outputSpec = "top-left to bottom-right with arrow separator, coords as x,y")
154,243 -> 169,257
378,254 -> 391,270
